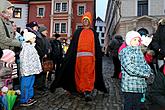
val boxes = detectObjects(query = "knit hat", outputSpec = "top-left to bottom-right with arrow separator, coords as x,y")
26,21 -> 38,28
1,49 -> 15,63
82,12 -> 93,25
39,26 -> 47,33
0,0 -> 14,12
125,31 -> 141,46
23,29 -> 36,41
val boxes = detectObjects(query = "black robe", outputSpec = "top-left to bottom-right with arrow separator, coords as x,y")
50,28 -> 107,93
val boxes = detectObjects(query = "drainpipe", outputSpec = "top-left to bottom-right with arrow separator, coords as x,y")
50,0 -> 54,37
67,0 -> 72,43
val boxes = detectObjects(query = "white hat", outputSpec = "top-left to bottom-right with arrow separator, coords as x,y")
23,29 -> 36,42
125,31 -> 141,46
1,49 -> 15,63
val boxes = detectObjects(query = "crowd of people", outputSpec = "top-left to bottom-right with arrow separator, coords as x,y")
0,0 -> 165,110
0,0 -> 64,108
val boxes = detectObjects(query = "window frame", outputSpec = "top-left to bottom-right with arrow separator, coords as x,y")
13,7 -> 22,19
137,0 -> 148,16
77,4 -> 86,16
54,22 -> 67,34
37,6 -> 45,17
54,2 -> 68,13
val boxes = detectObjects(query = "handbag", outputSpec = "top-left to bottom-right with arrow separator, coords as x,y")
42,57 -> 54,72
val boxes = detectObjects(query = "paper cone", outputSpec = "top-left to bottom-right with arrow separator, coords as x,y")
6,91 -> 17,110
6,94 -> 17,110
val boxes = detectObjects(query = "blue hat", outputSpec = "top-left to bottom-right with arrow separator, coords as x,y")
26,21 -> 38,28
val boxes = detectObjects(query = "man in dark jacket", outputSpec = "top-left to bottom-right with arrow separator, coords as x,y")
26,22 -> 47,91
109,35 -> 123,79
50,12 -> 107,101
50,33 -> 63,78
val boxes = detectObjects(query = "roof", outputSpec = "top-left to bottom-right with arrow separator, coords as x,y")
96,17 -> 103,22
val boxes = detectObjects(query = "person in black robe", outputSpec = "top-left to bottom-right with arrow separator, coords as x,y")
50,27 -> 107,100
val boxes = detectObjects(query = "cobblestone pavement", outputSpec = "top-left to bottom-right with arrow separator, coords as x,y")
15,56 -> 124,110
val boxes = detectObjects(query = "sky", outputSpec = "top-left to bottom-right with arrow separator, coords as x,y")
96,0 -> 108,21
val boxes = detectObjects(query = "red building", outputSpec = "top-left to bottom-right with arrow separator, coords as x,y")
28,0 -> 51,37
72,0 -> 95,34
10,0 -> 95,39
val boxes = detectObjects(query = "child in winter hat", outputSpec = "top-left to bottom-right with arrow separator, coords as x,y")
20,29 -> 42,106
118,30 -> 153,110
125,30 -> 142,46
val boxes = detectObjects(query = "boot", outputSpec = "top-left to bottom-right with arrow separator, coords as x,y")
84,91 -> 92,102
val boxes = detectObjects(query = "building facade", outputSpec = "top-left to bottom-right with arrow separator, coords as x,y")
95,17 -> 105,52
28,0 -> 51,36
10,0 -> 95,39
104,0 -> 165,54
10,0 -> 29,32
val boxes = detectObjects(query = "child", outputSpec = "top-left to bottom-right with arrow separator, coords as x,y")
19,29 -> 42,106
0,49 -> 17,90
118,31 -> 153,110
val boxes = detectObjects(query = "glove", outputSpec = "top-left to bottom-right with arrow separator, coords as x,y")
146,72 -> 155,85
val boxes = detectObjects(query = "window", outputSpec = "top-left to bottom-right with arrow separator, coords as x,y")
61,23 -> 66,33
55,3 -> 61,12
101,33 -> 104,38
137,0 -> 148,16
54,23 -> 67,33
55,23 -> 60,33
38,8 -> 44,17
99,26 -> 103,31
54,2 -> 68,12
101,39 -> 104,44
62,3 -> 67,11
78,5 -> 85,16
13,8 -> 22,18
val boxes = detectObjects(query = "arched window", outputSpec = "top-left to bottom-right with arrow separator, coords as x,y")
138,28 -> 149,36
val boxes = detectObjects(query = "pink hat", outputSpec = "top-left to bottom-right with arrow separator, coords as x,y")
125,31 -> 141,46
1,49 -> 15,63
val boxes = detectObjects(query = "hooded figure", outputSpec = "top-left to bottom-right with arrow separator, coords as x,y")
50,12 -> 107,101
0,0 -> 20,50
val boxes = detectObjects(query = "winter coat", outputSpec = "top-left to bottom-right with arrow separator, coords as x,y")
26,27 -> 46,60
50,39 -> 63,62
0,17 -> 20,50
119,46 -> 151,93
0,60 -> 12,88
20,43 -> 42,76
50,28 -> 107,93
150,24 -> 165,60
109,35 -> 123,57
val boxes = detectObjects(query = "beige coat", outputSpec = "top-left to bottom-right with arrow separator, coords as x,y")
0,17 -> 20,50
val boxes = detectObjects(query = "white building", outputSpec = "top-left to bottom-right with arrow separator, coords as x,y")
95,17 -> 106,52
11,2 -> 29,32
104,0 -> 165,54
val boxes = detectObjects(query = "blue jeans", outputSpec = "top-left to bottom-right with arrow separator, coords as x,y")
123,92 -> 144,110
20,75 -> 35,103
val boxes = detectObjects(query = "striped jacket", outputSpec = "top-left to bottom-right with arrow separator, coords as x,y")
119,46 -> 151,93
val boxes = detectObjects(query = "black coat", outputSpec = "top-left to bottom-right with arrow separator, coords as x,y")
50,28 -> 107,93
150,25 -> 165,60
50,39 -> 63,63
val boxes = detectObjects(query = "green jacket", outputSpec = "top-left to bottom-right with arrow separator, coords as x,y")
0,17 -> 20,50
